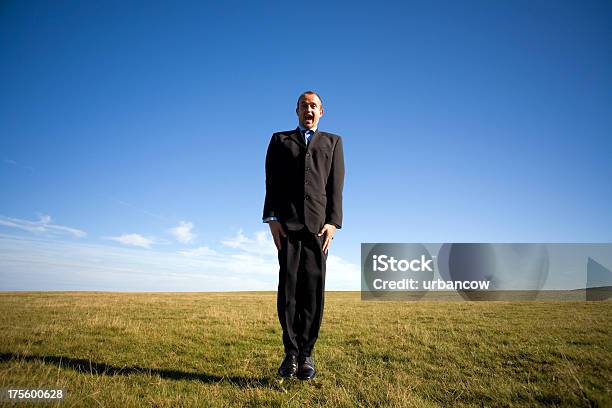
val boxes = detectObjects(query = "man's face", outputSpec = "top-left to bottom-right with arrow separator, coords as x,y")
296,93 -> 324,129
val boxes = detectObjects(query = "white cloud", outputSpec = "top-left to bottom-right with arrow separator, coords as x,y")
169,221 -> 195,243
104,234 -> 155,249
221,229 -> 277,256
0,228 -> 361,291
3,158 -> 35,172
325,254 -> 361,290
215,229 -> 359,288
179,246 -> 217,257
0,214 -> 86,238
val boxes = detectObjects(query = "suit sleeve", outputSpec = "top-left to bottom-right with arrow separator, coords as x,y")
325,136 -> 345,229
263,134 -> 279,221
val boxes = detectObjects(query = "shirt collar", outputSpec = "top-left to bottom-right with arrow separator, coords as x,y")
298,124 -> 317,133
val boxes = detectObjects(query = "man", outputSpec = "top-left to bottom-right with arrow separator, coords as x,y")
263,91 -> 345,380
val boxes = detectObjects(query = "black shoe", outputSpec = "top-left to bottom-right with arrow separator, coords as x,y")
278,354 -> 298,378
296,355 -> 316,380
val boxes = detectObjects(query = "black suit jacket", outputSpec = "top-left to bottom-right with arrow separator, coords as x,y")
263,127 -> 345,233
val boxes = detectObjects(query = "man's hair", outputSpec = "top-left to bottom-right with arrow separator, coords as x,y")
297,91 -> 323,108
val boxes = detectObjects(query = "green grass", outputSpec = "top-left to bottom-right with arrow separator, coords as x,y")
0,292 -> 610,407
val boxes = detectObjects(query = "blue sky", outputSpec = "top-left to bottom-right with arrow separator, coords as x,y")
1,0 -> 611,291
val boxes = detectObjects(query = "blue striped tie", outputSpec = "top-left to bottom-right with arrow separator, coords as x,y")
304,130 -> 313,145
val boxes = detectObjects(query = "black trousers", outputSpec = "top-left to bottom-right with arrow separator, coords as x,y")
277,227 -> 327,357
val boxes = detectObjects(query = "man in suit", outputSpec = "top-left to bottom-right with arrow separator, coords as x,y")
263,91 -> 345,380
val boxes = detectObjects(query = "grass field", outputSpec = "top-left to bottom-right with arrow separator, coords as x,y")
0,292 -> 610,407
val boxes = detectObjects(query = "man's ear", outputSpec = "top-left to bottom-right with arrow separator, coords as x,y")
319,107 -> 324,117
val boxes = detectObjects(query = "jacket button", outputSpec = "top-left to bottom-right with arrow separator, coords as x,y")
305,195 -> 310,200
305,181 -> 309,185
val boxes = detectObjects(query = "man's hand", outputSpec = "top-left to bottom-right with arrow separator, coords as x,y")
268,221 -> 287,251
318,224 -> 337,254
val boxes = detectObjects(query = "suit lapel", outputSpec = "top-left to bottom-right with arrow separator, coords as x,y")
289,127 -> 306,148
307,129 -> 322,150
